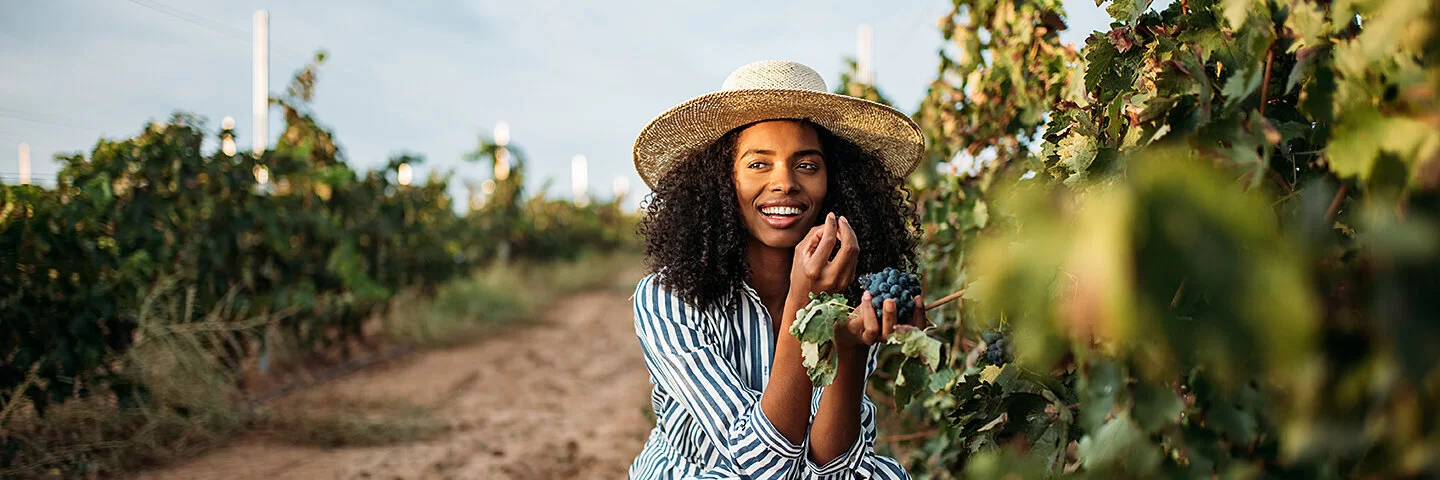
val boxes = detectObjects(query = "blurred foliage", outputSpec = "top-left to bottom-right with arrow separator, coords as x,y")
0,52 -> 638,429
879,0 -> 1440,477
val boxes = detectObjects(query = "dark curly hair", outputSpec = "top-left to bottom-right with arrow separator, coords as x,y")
638,120 -> 920,312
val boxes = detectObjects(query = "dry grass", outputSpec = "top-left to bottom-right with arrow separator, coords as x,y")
0,253 -> 644,478
383,252 -> 642,348
0,282 -> 260,478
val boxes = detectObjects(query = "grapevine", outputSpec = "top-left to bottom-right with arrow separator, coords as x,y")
874,0 -> 1440,475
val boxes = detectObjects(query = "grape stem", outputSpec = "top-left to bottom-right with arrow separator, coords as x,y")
924,288 -> 967,312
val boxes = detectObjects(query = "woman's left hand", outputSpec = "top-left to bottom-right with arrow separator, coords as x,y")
837,291 -> 925,350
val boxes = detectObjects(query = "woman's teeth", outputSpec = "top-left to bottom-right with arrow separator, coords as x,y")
761,206 -> 803,216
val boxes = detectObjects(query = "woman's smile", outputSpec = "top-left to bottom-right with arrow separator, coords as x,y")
756,197 -> 810,229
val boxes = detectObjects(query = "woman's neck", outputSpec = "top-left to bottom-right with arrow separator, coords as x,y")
746,238 -> 794,317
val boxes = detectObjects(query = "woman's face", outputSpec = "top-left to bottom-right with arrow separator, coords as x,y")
731,120 -> 828,250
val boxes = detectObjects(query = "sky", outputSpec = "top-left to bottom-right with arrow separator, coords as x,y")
0,0 -> 1126,210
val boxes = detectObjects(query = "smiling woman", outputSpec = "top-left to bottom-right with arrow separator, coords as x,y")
629,61 -> 923,479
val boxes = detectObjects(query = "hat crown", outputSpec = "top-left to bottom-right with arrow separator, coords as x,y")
720,60 -> 827,92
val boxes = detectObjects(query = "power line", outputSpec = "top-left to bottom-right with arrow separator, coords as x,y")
125,0 -> 248,43
0,108 -> 101,131
123,0 -> 309,63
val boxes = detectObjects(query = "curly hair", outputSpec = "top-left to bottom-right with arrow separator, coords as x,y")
638,120 -> 920,312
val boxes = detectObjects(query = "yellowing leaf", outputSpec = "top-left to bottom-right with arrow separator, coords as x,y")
789,293 -> 853,387
1223,0 -> 1256,29
980,364 -> 1005,383
888,325 -> 944,371
1057,130 -> 1100,184
1284,1 -> 1328,53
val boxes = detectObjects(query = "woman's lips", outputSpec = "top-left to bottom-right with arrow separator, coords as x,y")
759,210 -> 805,229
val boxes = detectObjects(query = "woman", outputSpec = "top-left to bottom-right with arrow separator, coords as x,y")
629,60 -> 924,479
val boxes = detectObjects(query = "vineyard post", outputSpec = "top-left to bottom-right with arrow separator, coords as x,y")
17,142 -> 30,185
252,9 -> 269,155
857,24 -> 874,84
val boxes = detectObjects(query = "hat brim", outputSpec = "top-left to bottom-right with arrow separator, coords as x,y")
633,89 -> 924,190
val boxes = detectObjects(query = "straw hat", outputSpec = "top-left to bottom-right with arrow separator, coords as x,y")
632,60 -> 924,189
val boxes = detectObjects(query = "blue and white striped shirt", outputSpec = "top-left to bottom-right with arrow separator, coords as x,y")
629,273 -> 912,480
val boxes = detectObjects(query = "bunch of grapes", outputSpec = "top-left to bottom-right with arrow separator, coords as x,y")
859,267 -> 922,320
982,330 -> 1012,365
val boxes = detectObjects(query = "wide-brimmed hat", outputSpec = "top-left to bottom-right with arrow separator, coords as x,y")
632,60 -> 924,189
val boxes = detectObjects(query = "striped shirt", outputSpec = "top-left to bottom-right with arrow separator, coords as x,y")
629,273 -> 912,480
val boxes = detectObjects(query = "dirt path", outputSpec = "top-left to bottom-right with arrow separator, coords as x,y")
135,289 -> 653,480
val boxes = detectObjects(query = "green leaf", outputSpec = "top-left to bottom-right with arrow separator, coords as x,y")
1078,360 -> 1125,431
1133,381 -> 1185,433
1222,0 -> 1256,29
1084,34 -> 1122,94
894,357 -> 929,410
1329,106 -> 1440,185
789,293 -> 853,386
1058,129 -> 1101,179
1078,413 -> 1163,472
1284,1 -> 1328,54
1285,47 -> 1322,95
1221,64 -> 1264,108
1105,0 -> 1154,24
928,367 -> 959,392
887,325 -> 944,371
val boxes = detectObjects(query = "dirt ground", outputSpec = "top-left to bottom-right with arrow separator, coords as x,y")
134,290 -> 654,480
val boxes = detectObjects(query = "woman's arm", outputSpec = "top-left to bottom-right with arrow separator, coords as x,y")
808,344 -> 868,463
764,213 -> 860,446
759,288 -> 828,444
808,293 -> 923,478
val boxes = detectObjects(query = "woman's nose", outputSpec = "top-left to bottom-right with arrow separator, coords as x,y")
768,169 -> 799,193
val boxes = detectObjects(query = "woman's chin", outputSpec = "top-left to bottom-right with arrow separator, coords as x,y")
754,231 -> 808,250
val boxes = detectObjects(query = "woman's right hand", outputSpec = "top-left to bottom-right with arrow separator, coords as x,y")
789,212 -> 859,299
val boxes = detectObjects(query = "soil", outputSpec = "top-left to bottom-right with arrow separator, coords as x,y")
133,289 -> 654,480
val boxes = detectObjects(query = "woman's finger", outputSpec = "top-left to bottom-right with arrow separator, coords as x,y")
846,291 -> 869,340
912,294 -> 927,327
798,225 -> 824,259
861,292 -> 881,345
806,213 -> 839,278
882,298 -> 898,340
822,216 -> 859,284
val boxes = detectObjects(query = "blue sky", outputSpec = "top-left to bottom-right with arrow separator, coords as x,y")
0,0 -> 1124,209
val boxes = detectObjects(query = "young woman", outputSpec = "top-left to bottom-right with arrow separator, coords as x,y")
628,60 -> 925,480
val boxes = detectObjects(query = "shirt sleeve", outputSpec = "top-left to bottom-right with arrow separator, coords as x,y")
632,275 -> 806,478
805,344 -> 914,480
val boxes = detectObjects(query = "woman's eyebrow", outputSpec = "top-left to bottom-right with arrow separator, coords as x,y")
740,148 -> 775,159
792,149 -> 824,160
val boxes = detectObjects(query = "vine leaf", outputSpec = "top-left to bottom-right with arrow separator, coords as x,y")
789,292 -> 852,386
1329,105 -> 1440,184
888,325 -> 944,371
1078,414 -> 1163,471
1057,131 -> 1101,185
1104,0 -> 1153,25
894,357 -> 929,410
1284,2 -> 1327,54
1221,64 -> 1264,108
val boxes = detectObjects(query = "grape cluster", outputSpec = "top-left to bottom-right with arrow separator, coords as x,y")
982,330 -> 1012,365
859,267 -> 921,320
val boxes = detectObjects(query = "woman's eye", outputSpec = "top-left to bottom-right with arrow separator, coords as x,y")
799,162 -> 819,171
748,161 -> 767,169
